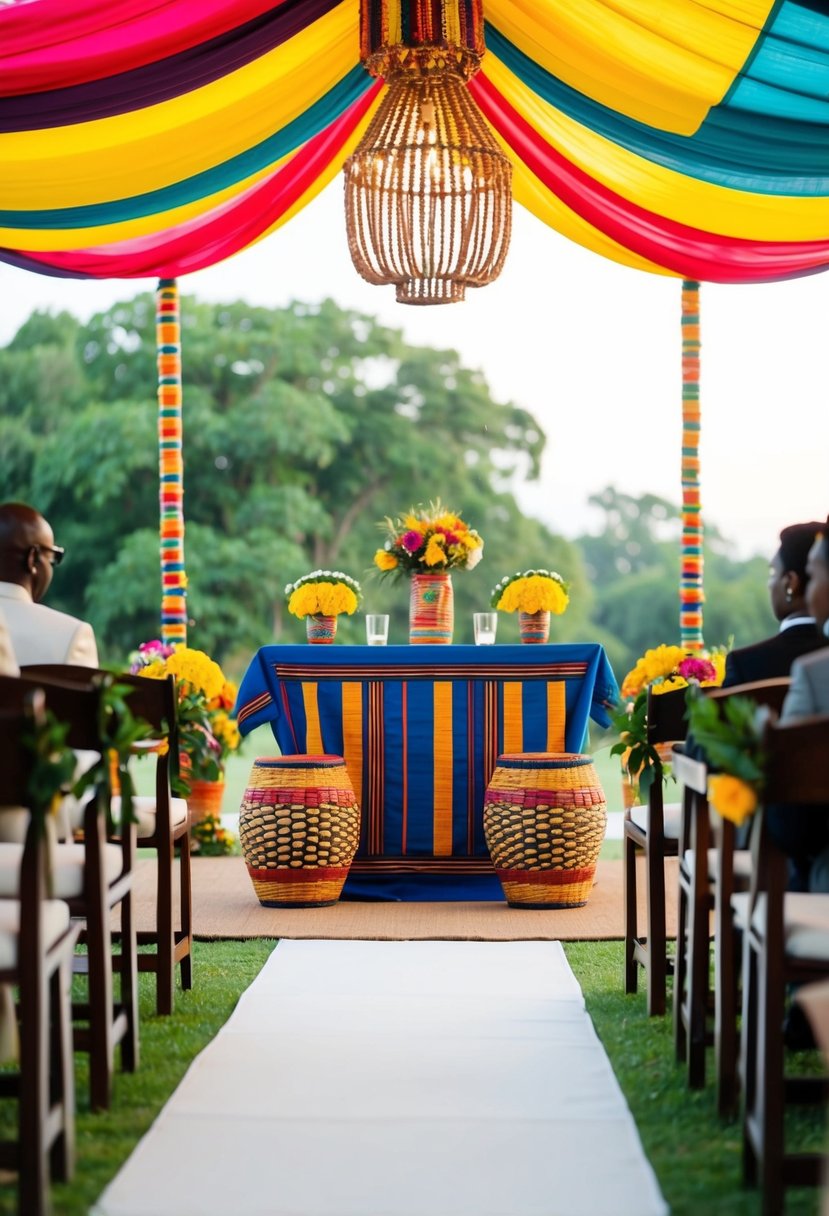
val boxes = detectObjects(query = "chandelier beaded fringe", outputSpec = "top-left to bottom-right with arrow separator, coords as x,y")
344,0 -> 512,304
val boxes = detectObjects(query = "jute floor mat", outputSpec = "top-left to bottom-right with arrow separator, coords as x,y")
128,855 -> 678,942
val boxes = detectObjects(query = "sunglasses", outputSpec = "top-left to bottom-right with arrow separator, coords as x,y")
31,544 -> 65,568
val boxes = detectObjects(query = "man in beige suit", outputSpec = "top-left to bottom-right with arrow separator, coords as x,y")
0,502 -> 98,667
0,607 -> 19,676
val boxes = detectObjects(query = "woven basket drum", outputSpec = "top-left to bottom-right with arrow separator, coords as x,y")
239,756 -> 361,908
483,753 -> 607,909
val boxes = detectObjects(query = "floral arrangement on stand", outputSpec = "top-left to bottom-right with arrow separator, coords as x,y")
373,501 -> 484,576
190,811 -> 237,857
684,690 -> 766,826
610,644 -> 725,799
285,571 -> 362,643
373,501 -> 483,645
129,640 -> 240,799
490,569 -> 569,643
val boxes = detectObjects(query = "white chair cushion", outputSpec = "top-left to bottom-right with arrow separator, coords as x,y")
731,891 -> 829,961
0,898 -> 71,969
111,795 -> 188,839
629,802 -> 682,839
0,842 -> 125,900
683,848 -> 752,882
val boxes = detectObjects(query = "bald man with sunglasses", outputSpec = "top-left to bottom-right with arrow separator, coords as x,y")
0,502 -> 98,667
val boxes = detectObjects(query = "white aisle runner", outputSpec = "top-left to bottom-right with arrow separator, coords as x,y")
94,941 -> 667,1216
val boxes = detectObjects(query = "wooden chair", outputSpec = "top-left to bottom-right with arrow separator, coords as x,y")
672,677 -> 791,1112
22,665 -> 193,1016
623,684 -> 687,1015
736,712 -> 829,1215
0,692 -> 80,1216
0,671 -> 138,1112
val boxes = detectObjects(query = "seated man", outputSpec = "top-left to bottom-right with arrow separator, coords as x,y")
766,524 -> 829,893
724,520 -> 828,686
0,501 -> 98,667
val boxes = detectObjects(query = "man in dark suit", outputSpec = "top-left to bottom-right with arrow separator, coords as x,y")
723,521 -> 828,686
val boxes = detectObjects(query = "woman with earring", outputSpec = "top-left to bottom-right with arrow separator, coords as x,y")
723,521 -> 828,686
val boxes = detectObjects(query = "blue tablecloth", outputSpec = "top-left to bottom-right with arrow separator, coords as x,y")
236,644 -> 618,900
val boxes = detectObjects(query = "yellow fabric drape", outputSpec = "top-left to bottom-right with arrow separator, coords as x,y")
485,52 -> 829,241
486,0 -> 775,135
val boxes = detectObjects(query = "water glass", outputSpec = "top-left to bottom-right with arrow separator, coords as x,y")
366,614 -> 390,646
473,612 -> 498,645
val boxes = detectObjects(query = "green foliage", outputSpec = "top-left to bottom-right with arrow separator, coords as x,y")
0,298 -> 774,672
609,692 -> 665,798
73,676 -> 156,831
23,709 -> 76,833
685,689 -> 766,785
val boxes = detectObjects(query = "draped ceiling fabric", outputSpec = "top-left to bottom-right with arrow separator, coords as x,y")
0,0 -> 828,285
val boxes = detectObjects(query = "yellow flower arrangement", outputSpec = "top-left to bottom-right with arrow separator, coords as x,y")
611,644 -> 725,798
285,570 -> 362,618
129,641 -> 241,790
490,569 -> 570,615
620,645 -> 725,700
373,501 -> 483,577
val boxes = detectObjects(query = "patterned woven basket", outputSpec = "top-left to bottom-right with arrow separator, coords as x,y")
483,753 -> 607,908
239,755 -> 361,908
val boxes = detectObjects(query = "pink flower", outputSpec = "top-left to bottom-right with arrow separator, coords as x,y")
677,657 -> 716,683
401,530 -> 424,553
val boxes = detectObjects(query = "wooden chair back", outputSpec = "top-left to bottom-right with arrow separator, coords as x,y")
0,670 -> 139,1111
624,685 -> 689,1016
0,693 -> 79,1215
741,712 -> 829,1211
22,664 -> 192,1016
672,675 -> 792,1111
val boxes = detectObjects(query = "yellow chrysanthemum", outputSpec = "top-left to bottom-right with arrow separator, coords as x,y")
288,582 -> 359,618
374,549 -> 398,571
650,676 -> 688,695
137,659 -> 168,681
165,647 -> 225,702
496,575 -> 569,615
211,710 -> 241,752
424,535 -> 448,566
704,651 -> 726,687
708,774 -> 758,827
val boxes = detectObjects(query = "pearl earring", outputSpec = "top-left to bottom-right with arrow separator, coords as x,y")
785,586 -> 793,603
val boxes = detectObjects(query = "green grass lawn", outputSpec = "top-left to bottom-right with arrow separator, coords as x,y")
0,938 -> 823,1215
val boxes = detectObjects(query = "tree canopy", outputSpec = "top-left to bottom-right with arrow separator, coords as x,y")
0,295 -> 772,678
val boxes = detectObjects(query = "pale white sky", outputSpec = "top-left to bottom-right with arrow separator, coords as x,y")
1,181 -> 827,559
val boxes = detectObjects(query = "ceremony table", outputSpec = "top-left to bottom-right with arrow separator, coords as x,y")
236,644 -> 619,900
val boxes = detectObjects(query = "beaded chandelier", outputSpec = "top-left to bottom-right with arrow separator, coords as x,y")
344,0 -> 512,305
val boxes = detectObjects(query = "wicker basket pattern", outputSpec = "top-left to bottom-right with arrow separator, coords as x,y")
483,753 -> 606,909
239,756 -> 361,908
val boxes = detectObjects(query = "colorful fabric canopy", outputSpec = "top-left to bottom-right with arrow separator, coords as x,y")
1,0 -> 827,283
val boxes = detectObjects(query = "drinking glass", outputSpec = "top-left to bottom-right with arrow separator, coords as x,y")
366,614 -> 390,646
473,612 -> 498,645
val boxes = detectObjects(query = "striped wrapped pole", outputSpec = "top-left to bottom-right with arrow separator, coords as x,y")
680,279 -> 703,651
156,279 -> 187,646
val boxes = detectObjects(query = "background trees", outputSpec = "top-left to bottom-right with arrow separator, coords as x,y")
0,295 -> 772,677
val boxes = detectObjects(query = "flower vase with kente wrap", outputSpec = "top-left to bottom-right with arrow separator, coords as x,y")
409,571 -> 454,644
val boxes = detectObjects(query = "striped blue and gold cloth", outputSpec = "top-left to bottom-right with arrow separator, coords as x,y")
236,644 -> 618,900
